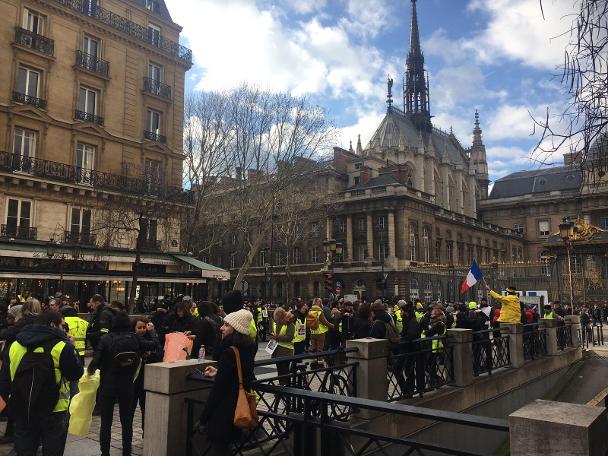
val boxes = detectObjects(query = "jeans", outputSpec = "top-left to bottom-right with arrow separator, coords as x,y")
131,377 -> 146,431
99,380 -> 135,456
14,411 -> 68,456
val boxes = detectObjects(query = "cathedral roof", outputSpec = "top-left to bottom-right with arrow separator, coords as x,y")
366,107 -> 469,166
489,166 -> 581,199
346,173 -> 402,190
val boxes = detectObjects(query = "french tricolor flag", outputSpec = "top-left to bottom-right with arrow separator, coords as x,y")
460,260 -> 483,294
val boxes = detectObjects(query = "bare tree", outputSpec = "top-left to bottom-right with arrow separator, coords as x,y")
534,0 -> 608,183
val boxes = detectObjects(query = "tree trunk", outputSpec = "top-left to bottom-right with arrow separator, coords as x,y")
285,252 -> 291,304
233,234 -> 264,291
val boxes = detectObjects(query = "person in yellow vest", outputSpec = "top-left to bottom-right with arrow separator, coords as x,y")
542,303 -> 554,319
415,302 -> 425,322
271,307 -> 295,383
62,306 -> 89,365
308,298 -> 334,353
421,307 -> 447,387
292,301 -> 308,356
393,302 -> 404,334
483,280 -> 521,324
1,311 -> 83,455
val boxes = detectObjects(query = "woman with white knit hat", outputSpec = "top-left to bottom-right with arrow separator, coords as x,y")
199,308 -> 256,455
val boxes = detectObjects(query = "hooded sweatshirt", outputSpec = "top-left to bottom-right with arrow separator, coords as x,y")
0,324 -> 83,398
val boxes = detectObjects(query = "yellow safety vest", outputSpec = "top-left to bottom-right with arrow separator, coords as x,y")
415,311 -> 424,322
309,309 -> 328,335
272,322 -> 294,350
543,311 -> 554,319
192,307 -> 199,317
64,316 -> 89,357
257,307 -> 263,323
395,310 -> 403,334
293,318 -> 306,343
421,326 -> 446,353
9,340 -> 70,413
248,319 -> 257,341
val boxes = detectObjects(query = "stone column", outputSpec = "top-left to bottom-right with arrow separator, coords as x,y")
447,328 -> 474,387
541,319 -> 559,355
346,338 -> 389,418
366,213 -> 374,261
415,153 -> 425,192
440,164 -> 450,211
144,359 -> 217,456
509,400 -> 608,456
456,173 -> 464,214
500,323 -> 524,368
387,211 -> 396,261
346,214 -> 353,262
325,216 -> 332,239
467,174 -> 477,218
565,314 -> 581,347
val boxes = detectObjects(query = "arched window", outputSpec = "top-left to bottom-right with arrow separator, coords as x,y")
410,278 -> 419,299
422,227 -> 430,263
409,225 -> 417,261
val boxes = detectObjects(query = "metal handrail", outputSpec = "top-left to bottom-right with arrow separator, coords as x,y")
15,27 -> 54,56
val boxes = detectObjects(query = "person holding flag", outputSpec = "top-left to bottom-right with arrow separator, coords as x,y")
483,280 -> 521,324
460,260 -> 483,295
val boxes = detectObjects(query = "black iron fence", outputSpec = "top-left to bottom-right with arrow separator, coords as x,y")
387,336 -> 454,401
472,329 -> 510,376
15,27 -> 54,56
143,77 -> 172,99
579,324 -> 605,349
12,91 -> 47,109
523,324 -> 547,360
75,50 -> 110,78
556,324 -> 574,350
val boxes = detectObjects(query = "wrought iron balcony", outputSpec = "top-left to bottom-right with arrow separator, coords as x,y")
130,0 -> 161,14
0,151 -> 193,205
75,110 -> 104,126
1,224 -> 37,240
75,50 -> 109,78
54,0 -> 192,65
14,27 -> 54,56
140,239 -> 162,250
144,130 -> 167,144
64,231 -> 97,245
12,91 -> 47,109
143,77 -> 171,100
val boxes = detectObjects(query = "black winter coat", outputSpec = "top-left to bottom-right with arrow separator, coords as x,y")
352,317 -> 371,339
200,334 -> 256,444
87,304 -> 115,350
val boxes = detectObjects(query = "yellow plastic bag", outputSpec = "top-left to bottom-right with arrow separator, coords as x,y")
68,370 -> 100,436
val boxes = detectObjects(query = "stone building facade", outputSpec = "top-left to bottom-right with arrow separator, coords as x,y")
0,0 -> 226,304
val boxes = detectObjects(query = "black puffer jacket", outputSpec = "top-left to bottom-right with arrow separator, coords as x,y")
370,309 -> 392,339
200,334 -> 256,444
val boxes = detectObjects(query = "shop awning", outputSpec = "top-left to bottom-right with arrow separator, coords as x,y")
173,255 -> 230,281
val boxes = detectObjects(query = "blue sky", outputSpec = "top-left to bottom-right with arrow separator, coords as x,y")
166,0 -> 575,183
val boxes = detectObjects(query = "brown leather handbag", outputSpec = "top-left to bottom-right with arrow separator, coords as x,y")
230,346 -> 258,429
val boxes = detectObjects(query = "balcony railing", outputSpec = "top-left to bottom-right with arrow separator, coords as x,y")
143,77 -> 171,99
1,224 -> 37,240
54,0 -> 192,65
15,27 -> 54,56
140,239 -> 162,250
144,130 -> 167,144
75,110 -> 104,126
75,50 -> 109,78
130,0 -> 162,15
64,231 -> 97,246
12,91 -> 47,109
0,151 -> 193,205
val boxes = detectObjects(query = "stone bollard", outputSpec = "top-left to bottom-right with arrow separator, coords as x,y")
509,399 -> 608,456
541,319 -> 560,355
346,338 -> 389,418
447,328 -> 474,387
565,315 -> 582,347
143,359 -> 217,456
500,323 -> 524,368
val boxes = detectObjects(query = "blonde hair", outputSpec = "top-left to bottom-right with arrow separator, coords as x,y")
22,298 -> 42,317
312,298 -> 323,308
273,307 -> 287,324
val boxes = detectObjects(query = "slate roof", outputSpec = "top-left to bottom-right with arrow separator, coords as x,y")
346,173 -> 402,190
488,166 -> 582,199
367,107 -> 469,166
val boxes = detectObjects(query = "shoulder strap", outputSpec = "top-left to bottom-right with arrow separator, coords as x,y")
230,346 -> 244,386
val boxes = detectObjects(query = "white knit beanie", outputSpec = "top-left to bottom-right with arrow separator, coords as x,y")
224,309 -> 253,335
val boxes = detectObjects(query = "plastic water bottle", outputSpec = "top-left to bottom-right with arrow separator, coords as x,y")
198,345 -> 206,363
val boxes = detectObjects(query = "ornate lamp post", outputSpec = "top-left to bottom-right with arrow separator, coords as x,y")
559,218 -> 575,313
322,239 -> 343,297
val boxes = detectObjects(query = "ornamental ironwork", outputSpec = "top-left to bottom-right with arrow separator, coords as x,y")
64,231 -> 97,246
75,109 -> 104,126
15,27 -> 54,56
12,91 -> 47,109
144,130 -> 166,144
75,50 -> 109,78
143,77 -> 171,99
0,151 -> 192,204
1,224 -> 37,240
54,0 -> 192,65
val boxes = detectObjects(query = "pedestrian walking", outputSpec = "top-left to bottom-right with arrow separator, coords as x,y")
199,309 -> 256,456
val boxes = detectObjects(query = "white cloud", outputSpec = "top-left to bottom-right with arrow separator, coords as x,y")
168,0 -> 389,100
486,146 -> 534,179
336,111 -> 386,150
283,0 -> 326,15
338,0 -> 394,40
485,105 -> 538,141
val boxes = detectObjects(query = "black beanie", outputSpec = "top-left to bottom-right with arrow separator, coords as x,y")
112,311 -> 131,332
222,290 -> 243,314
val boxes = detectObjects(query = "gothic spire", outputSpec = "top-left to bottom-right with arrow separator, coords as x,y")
356,134 -> 363,155
472,110 -> 483,147
403,0 -> 431,131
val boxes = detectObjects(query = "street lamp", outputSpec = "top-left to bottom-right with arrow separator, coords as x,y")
559,218 -> 575,313
322,239 -> 343,297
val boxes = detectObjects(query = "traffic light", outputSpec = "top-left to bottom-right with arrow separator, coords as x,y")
324,273 -> 334,293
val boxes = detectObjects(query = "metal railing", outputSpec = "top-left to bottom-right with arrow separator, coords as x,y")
143,77 -> 171,99
75,50 -> 110,77
579,324 -> 605,349
54,0 -> 192,65
0,224 -> 37,240
140,239 -> 162,250
387,335 -> 454,401
186,381 -> 509,456
0,151 -> 192,204
63,231 -> 96,246
12,91 -> 47,109
144,130 -> 167,144
75,109 -> 104,126
472,329 -> 510,376
523,324 -> 547,360
556,324 -> 574,350
15,27 -> 54,56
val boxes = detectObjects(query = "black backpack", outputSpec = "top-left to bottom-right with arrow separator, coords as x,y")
108,333 -> 141,377
9,340 -> 61,424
